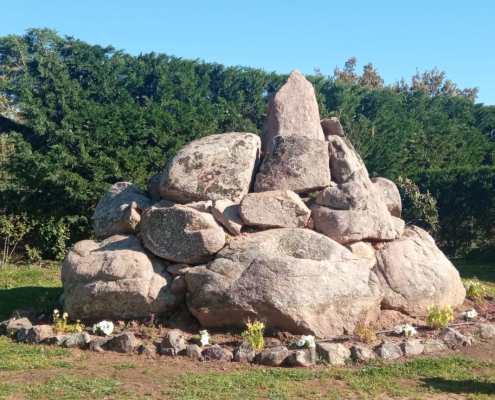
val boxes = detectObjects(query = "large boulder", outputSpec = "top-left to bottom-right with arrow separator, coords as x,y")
62,235 -> 182,320
371,177 -> 402,217
185,229 -> 382,337
160,132 -> 260,203
311,173 -> 397,244
140,205 -> 225,264
239,190 -> 311,229
254,136 -> 331,193
92,182 -> 152,239
261,70 -> 324,153
374,226 -> 466,316
327,136 -> 367,184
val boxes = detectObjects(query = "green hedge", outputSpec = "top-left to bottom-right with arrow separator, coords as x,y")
414,166 -> 495,256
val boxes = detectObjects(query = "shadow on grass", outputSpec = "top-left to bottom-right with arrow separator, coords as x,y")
452,258 -> 495,284
421,377 -> 495,395
0,286 -> 63,320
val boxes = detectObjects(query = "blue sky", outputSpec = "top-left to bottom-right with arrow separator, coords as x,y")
2,0 -> 494,105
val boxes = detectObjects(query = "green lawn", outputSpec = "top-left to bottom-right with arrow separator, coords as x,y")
0,259 -> 495,399
0,263 -> 62,320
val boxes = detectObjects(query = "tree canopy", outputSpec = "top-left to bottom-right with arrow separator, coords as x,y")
0,29 -> 493,257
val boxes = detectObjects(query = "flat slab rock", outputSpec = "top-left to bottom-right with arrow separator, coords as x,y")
211,199 -> 244,236
261,70 -> 324,153
62,235 -> 181,321
185,228 -> 382,337
140,205 -> 225,264
374,226 -> 466,316
239,190 -> 310,229
255,135 -> 331,194
160,132 -> 260,204
92,182 -> 152,239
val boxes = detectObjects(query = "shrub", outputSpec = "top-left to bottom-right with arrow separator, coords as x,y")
354,319 -> 376,342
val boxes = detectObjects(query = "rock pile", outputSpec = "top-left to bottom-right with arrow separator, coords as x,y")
62,69 -> 466,336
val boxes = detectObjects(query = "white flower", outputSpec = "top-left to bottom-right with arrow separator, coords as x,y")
199,330 -> 210,346
92,320 -> 114,336
466,309 -> 478,320
395,324 -> 416,337
403,324 -> 417,337
298,335 -> 316,348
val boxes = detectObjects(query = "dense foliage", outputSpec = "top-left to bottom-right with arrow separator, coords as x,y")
0,28 -> 494,258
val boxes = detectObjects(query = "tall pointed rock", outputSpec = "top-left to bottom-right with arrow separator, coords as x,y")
261,70 -> 324,152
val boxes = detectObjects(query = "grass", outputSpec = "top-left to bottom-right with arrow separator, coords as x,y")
0,259 -> 495,399
453,259 -> 495,297
159,357 -> 495,399
0,263 -> 62,320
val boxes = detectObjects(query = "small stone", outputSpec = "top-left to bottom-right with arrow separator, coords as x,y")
438,327 -> 473,348
171,275 -> 187,295
6,318 -> 32,336
26,325 -> 54,344
286,348 -> 317,367
186,344 -> 203,360
422,339 -> 447,354
139,344 -> 157,356
161,348 -> 176,356
44,335 -> 70,346
202,344 -> 233,361
89,338 -> 109,352
317,343 -> 351,366
477,323 -> 495,339
254,346 -> 289,367
233,342 -> 255,363
373,341 -> 403,360
350,345 -> 376,363
161,330 -> 186,355
400,339 -> 424,356
63,332 -> 90,348
108,332 -> 139,353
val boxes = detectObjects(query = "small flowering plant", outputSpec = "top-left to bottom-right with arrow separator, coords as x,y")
394,324 -> 417,337
297,335 -> 316,348
199,330 -> 210,346
464,279 -> 486,299
53,309 -> 82,333
461,309 -> 478,321
92,320 -> 114,336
